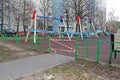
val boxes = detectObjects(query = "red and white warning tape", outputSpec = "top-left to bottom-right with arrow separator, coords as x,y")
51,38 -> 76,53
52,48 -> 75,53
51,39 -> 75,51
51,39 -> 75,42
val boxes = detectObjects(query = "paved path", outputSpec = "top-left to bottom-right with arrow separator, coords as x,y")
0,54 -> 74,80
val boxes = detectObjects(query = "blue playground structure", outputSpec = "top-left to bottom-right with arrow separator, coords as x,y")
35,14 -> 98,40
37,15 -> 60,21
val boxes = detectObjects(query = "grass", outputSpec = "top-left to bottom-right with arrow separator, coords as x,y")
0,43 -> 12,61
0,52 -> 11,56
42,59 -> 120,80
0,52 -> 12,62
44,65 -> 83,79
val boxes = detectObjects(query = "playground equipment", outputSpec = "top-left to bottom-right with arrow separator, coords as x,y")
25,10 -> 37,43
84,18 -> 98,38
57,16 -> 99,40
37,15 -> 72,40
73,16 -> 98,40
37,15 -> 60,20
75,16 -> 83,40
58,16 -> 91,40
25,9 -> 99,43
25,10 -> 61,43
58,16 -> 71,40
26,12 -> 72,42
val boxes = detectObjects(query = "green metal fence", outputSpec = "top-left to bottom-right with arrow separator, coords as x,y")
74,38 -> 120,64
0,34 -> 120,64
0,34 -> 51,52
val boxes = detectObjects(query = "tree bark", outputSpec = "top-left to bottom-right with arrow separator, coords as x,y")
43,0 -> 46,30
23,0 -> 26,35
1,0 -> 4,33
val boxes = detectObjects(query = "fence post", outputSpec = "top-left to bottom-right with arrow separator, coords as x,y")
109,41 -> 113,64
1,35 -> 4,42
39,36 -> 43,49
33,34 -> 38,50
48,35 -> 51,52
15,34 -> 19,45
3,34 -> 7,42
74,36 -> 79,60
96,39 -> 101,63
86,40 -> 89,58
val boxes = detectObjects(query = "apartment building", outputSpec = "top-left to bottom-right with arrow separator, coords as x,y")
0,0 -> 10,30
52,0 -> 64,31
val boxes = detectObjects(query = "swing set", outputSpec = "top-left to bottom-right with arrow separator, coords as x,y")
25,9 -> 99,43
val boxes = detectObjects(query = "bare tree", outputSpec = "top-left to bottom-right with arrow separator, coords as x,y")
107,10 -> 119,33
23,0 -> 26,34
39,0 -> 48,30
11,0 -> 22,32
23,0 -> 35,34
94,7 -> 106,31
11,0 -> 35,33
1,0 -> 4,32
64,0 -> 91,19
63,0 -> 92,32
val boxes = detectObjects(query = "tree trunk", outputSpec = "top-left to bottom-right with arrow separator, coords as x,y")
43,0 -> 46,30
1,0 -> 4,33
23,0 -> 26,35
66,9 -> 69,31
16,21 -> 20,33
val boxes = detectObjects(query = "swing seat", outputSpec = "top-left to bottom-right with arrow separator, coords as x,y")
89,31 -> 95,35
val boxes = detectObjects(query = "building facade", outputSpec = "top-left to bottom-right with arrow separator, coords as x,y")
52,0 -> 64,31
0,0 -> 10,31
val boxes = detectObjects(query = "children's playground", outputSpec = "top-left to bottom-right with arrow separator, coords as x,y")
1,9 -> 120,65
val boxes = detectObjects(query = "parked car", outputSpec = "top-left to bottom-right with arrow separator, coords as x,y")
2,29 -> 16,37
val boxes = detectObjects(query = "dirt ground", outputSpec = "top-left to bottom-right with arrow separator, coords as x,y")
0,42 -> 48,62
16,59 -> 120,80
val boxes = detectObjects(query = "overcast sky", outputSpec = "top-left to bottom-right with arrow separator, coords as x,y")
107,0 -> 120,20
